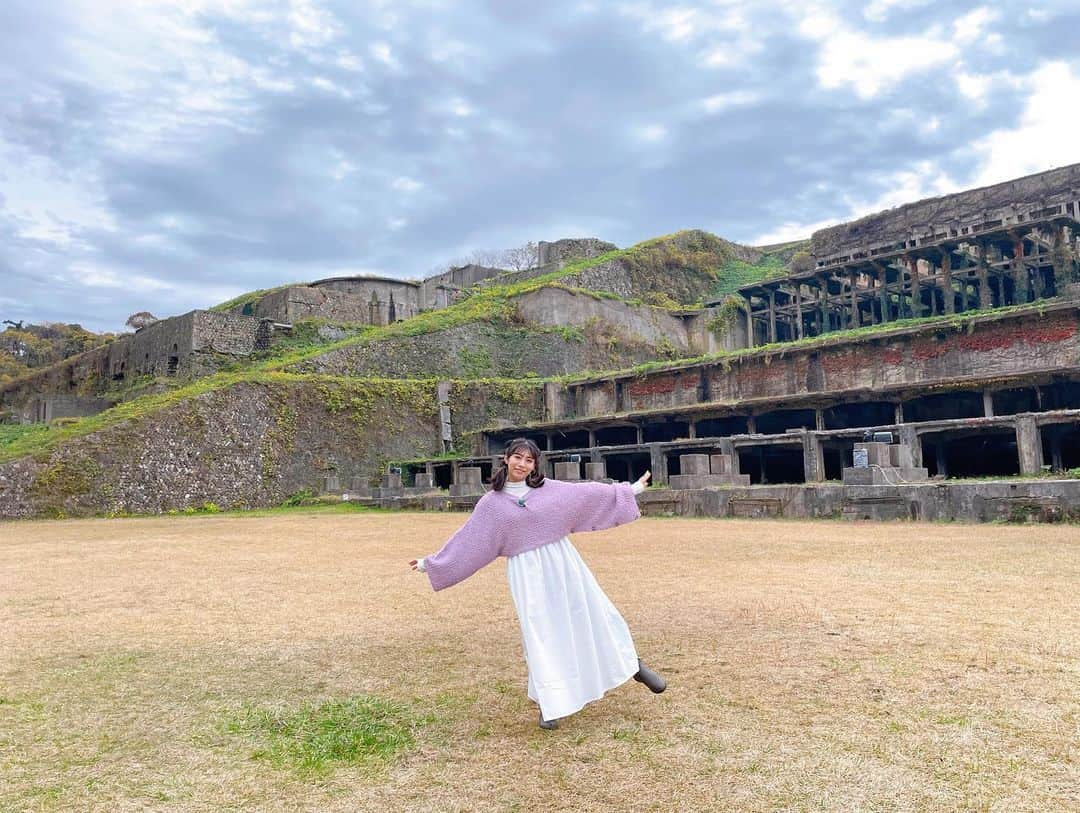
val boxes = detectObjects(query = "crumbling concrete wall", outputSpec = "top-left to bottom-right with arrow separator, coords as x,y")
553,303 -> 1080,419
0,311 -> 264,422
512,286 -> 700,352
538,238 -> 617,266
811,162 -> 1080,259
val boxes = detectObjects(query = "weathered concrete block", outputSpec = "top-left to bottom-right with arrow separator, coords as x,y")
889,445 -> 900,467
584,461 -> 607,480
449,466 -> 484,496
680,454 -> 711,475
855,442 -> 892,467
381,472 -> 402,489
414,473 -> 434,488
324,475 -> 341,492
669,473 -> 748,489
710,454 -> 734,474
456,467 -> 482,486
554,461 -> 582,480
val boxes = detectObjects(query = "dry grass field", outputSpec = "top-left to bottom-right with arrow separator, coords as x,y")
1,508 -> 1078,812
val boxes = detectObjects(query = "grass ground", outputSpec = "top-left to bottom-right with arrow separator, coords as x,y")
1,513 -> 1077,812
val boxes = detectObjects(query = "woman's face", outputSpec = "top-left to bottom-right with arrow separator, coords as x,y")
504,447 -> 537,483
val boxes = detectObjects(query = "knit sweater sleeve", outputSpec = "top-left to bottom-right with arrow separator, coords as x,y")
562,480 -> 641,533
423,494 -> 502,592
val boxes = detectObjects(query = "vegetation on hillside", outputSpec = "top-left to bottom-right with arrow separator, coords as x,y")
0,323 -> 115,385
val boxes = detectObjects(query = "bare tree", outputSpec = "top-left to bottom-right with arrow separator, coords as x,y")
125,311 -> 159,331
498,240 -> 539,272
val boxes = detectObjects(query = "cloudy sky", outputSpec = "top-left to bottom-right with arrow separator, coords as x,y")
2,0 -> 1078,332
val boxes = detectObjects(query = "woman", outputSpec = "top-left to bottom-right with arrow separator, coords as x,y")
410,438 -> 665,730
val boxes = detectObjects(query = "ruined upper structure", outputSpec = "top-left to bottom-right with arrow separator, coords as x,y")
740,163 -> 1080,346
229,238 -> 618,326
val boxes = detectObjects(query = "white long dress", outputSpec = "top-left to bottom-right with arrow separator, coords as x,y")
502,480 -> 640,721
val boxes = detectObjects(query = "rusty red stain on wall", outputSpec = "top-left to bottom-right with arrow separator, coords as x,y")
627,376 -> 677,397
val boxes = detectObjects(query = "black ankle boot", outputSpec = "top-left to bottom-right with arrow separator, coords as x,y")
633,658 -> 666,693
539,709 -> 559,730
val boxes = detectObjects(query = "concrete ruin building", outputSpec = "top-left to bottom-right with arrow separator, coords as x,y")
392,165 -> 1080,523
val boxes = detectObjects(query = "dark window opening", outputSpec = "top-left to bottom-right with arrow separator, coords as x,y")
904,391 -> 984,423
550,430 -> 589,451
1040,381 -> 1080,411
992,388 -> 1039,416
823,402 -> 895,430
755,409 -> 816,435
737,445 -> 806,484
694,416 -> 749,438
642,421 -> 690,443
433,464 -> 452,489
822,444 -> 847,480
1043,423 -> 1080,471
603,453 -> 651,482
922,431 -> 1019,478
595,425 -> 639,446
478,461 -> 493,483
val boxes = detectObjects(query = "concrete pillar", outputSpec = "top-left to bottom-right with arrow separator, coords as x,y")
768,289 -> 777,343
895,425 -> 920,470
802,432 -> 825,482
818,281 -> 829,333
941,250 -> 954,315
875,264 -> 890,323
587,428 -> 597,447
1051,224 -> 1072,288
894,402 -> 904,425
688,421 -> 697,439
983,391 -> 994,418
849,271 -> 859,328
745,306 -> 754,348
545,434 -> 554,451
977,242 -> 991,309
815,409 -> 825,431
719,438 -> 739,474
908,256 -> 922,317
649,444 -> 667,486
542,381 -> 561,423
747,415 -> 757,434
794,284 -> 804,339
1012,235 -> 1028,304
1015,416 -> 1044,475
636,426 -> 644,445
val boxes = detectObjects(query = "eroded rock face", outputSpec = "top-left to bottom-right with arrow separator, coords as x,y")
0,378 -> 545,518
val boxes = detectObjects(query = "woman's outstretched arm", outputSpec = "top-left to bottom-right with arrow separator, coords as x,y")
409,495 -> 502,591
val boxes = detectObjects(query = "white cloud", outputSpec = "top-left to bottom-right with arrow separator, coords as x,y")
370,41 -> 402,72
953,7 -> 999,44
967,61 -> 1080,187
392,176 -> 422,193
797,8 -> 960,99
751,160 -> 963,245
700,90 -> 758,114
634,124 -> 668,143
862,0 -> 934,23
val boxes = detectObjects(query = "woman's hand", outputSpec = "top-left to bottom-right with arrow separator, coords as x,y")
635,470 -> 651,488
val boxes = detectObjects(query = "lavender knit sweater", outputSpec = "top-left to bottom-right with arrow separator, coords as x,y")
424,479 -> 640,591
